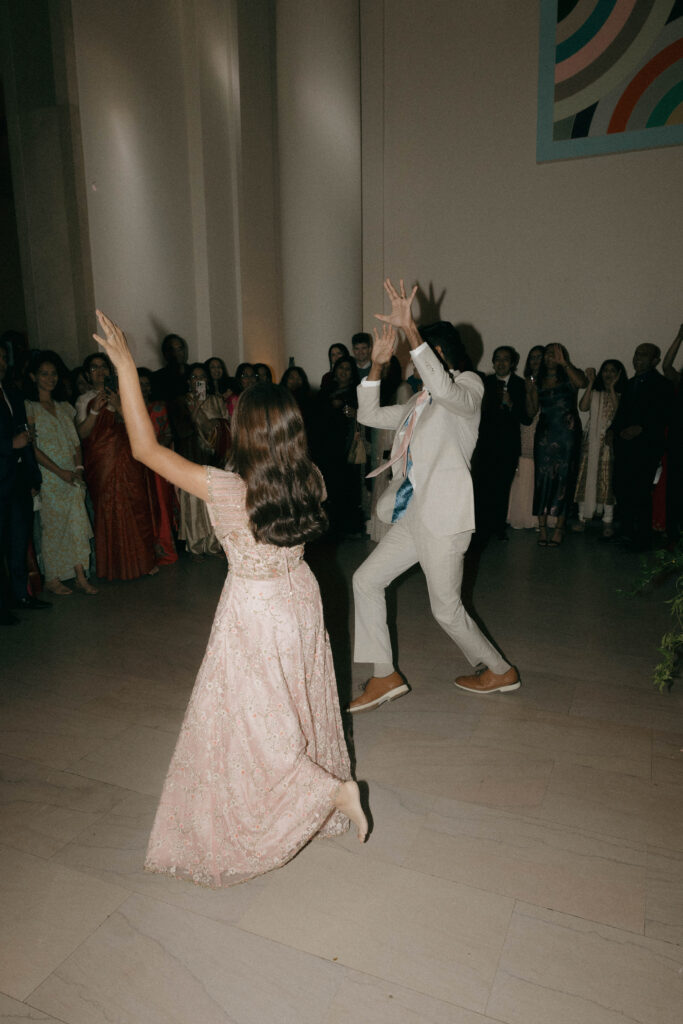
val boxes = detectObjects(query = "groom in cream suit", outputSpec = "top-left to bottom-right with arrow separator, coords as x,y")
350,279 -> 519,711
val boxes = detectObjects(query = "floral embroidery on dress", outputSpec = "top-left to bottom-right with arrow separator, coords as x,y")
144,466 -> 350,887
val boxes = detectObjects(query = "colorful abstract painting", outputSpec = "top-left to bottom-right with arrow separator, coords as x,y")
537,0 -> 683,160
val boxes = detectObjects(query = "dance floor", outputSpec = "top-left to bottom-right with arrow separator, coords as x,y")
2,529 -> 683,1023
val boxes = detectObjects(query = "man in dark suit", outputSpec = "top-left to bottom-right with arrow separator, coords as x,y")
472,345 -> 532,542
0,337 -> 50,624
612,343 -> 675,551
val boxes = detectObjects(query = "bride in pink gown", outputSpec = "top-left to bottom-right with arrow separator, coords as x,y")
94,311 -> 367,887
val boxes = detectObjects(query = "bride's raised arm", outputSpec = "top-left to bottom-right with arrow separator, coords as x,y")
93,310 -> 208,501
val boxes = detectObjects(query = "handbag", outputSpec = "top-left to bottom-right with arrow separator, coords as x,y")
347,431 -> 367,465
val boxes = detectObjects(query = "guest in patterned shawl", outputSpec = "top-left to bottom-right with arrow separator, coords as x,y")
138,368 -> 178,566
75,352 -> 157,580
169,363 -> 230,556
25,352 -> 96,595
573,359 -> 626,538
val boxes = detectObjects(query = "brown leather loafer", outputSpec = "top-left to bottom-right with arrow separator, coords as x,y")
453,666 -> 520,694
348,671 -> 409,713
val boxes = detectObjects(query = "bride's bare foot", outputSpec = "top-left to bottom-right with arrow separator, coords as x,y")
335,780 -> 368,843
46,580 -> 72,596
74,577 -> 98,595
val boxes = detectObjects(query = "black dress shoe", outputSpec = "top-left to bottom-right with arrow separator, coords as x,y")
14,596 -> 52,610
0,610 -> 20,625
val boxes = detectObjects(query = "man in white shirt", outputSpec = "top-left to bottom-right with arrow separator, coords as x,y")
349,279 -> 519,711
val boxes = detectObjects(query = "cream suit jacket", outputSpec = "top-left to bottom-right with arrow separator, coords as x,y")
357,344 -> 483,537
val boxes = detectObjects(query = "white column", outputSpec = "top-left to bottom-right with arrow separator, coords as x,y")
276,0 -> 362,379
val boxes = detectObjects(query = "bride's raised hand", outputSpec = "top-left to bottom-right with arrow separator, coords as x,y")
371,323 -> 397,366
92,310 -> 133,370
375,278 -> 418,333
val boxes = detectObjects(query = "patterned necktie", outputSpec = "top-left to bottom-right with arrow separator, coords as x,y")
391,453 -> 414,522
366,389 -> 430,481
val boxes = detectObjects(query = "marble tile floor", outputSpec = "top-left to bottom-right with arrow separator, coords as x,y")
1,530 -> 683,1023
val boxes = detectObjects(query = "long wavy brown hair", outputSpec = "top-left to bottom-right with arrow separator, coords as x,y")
229,383 -> 327,546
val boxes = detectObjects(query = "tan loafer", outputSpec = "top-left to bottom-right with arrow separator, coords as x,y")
348,671 -> 409,713
454,666 -> 520,694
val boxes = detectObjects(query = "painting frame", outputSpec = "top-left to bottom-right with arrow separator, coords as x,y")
537,0 -> 683,161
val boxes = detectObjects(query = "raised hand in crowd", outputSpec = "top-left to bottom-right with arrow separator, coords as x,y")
662,323 -> 683,385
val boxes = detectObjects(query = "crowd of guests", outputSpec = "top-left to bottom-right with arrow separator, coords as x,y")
474,326 -> 683,552
1,320 -> 682,625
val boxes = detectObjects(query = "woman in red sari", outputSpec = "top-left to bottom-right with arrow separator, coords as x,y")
75,352 -> 157,580
138,368 -> 178,565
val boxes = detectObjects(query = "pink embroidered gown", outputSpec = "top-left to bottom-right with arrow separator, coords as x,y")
145,467 -> 351,886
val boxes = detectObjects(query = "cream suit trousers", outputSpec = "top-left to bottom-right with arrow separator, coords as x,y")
353,503 -> 510,676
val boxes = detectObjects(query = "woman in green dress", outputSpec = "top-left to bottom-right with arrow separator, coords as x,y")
25,352 -> 97,595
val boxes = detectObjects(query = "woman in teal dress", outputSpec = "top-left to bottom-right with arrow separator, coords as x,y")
25,353 -> 97,595
529,344 -> 587,547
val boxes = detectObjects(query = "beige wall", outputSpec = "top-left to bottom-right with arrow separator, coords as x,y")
276,0 -> 362,381
70,0 -> 265,373
360,0 -> 683,376
70,0 -> 285,375
71,0 -> 200,367
5,1 -> 681,381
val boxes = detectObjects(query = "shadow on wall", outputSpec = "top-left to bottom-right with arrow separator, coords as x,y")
414,281 -> 445,324
411,282 -> 485,372
456,323 -> 484,371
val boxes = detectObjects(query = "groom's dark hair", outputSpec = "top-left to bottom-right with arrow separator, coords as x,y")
418,321 -> 470,372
